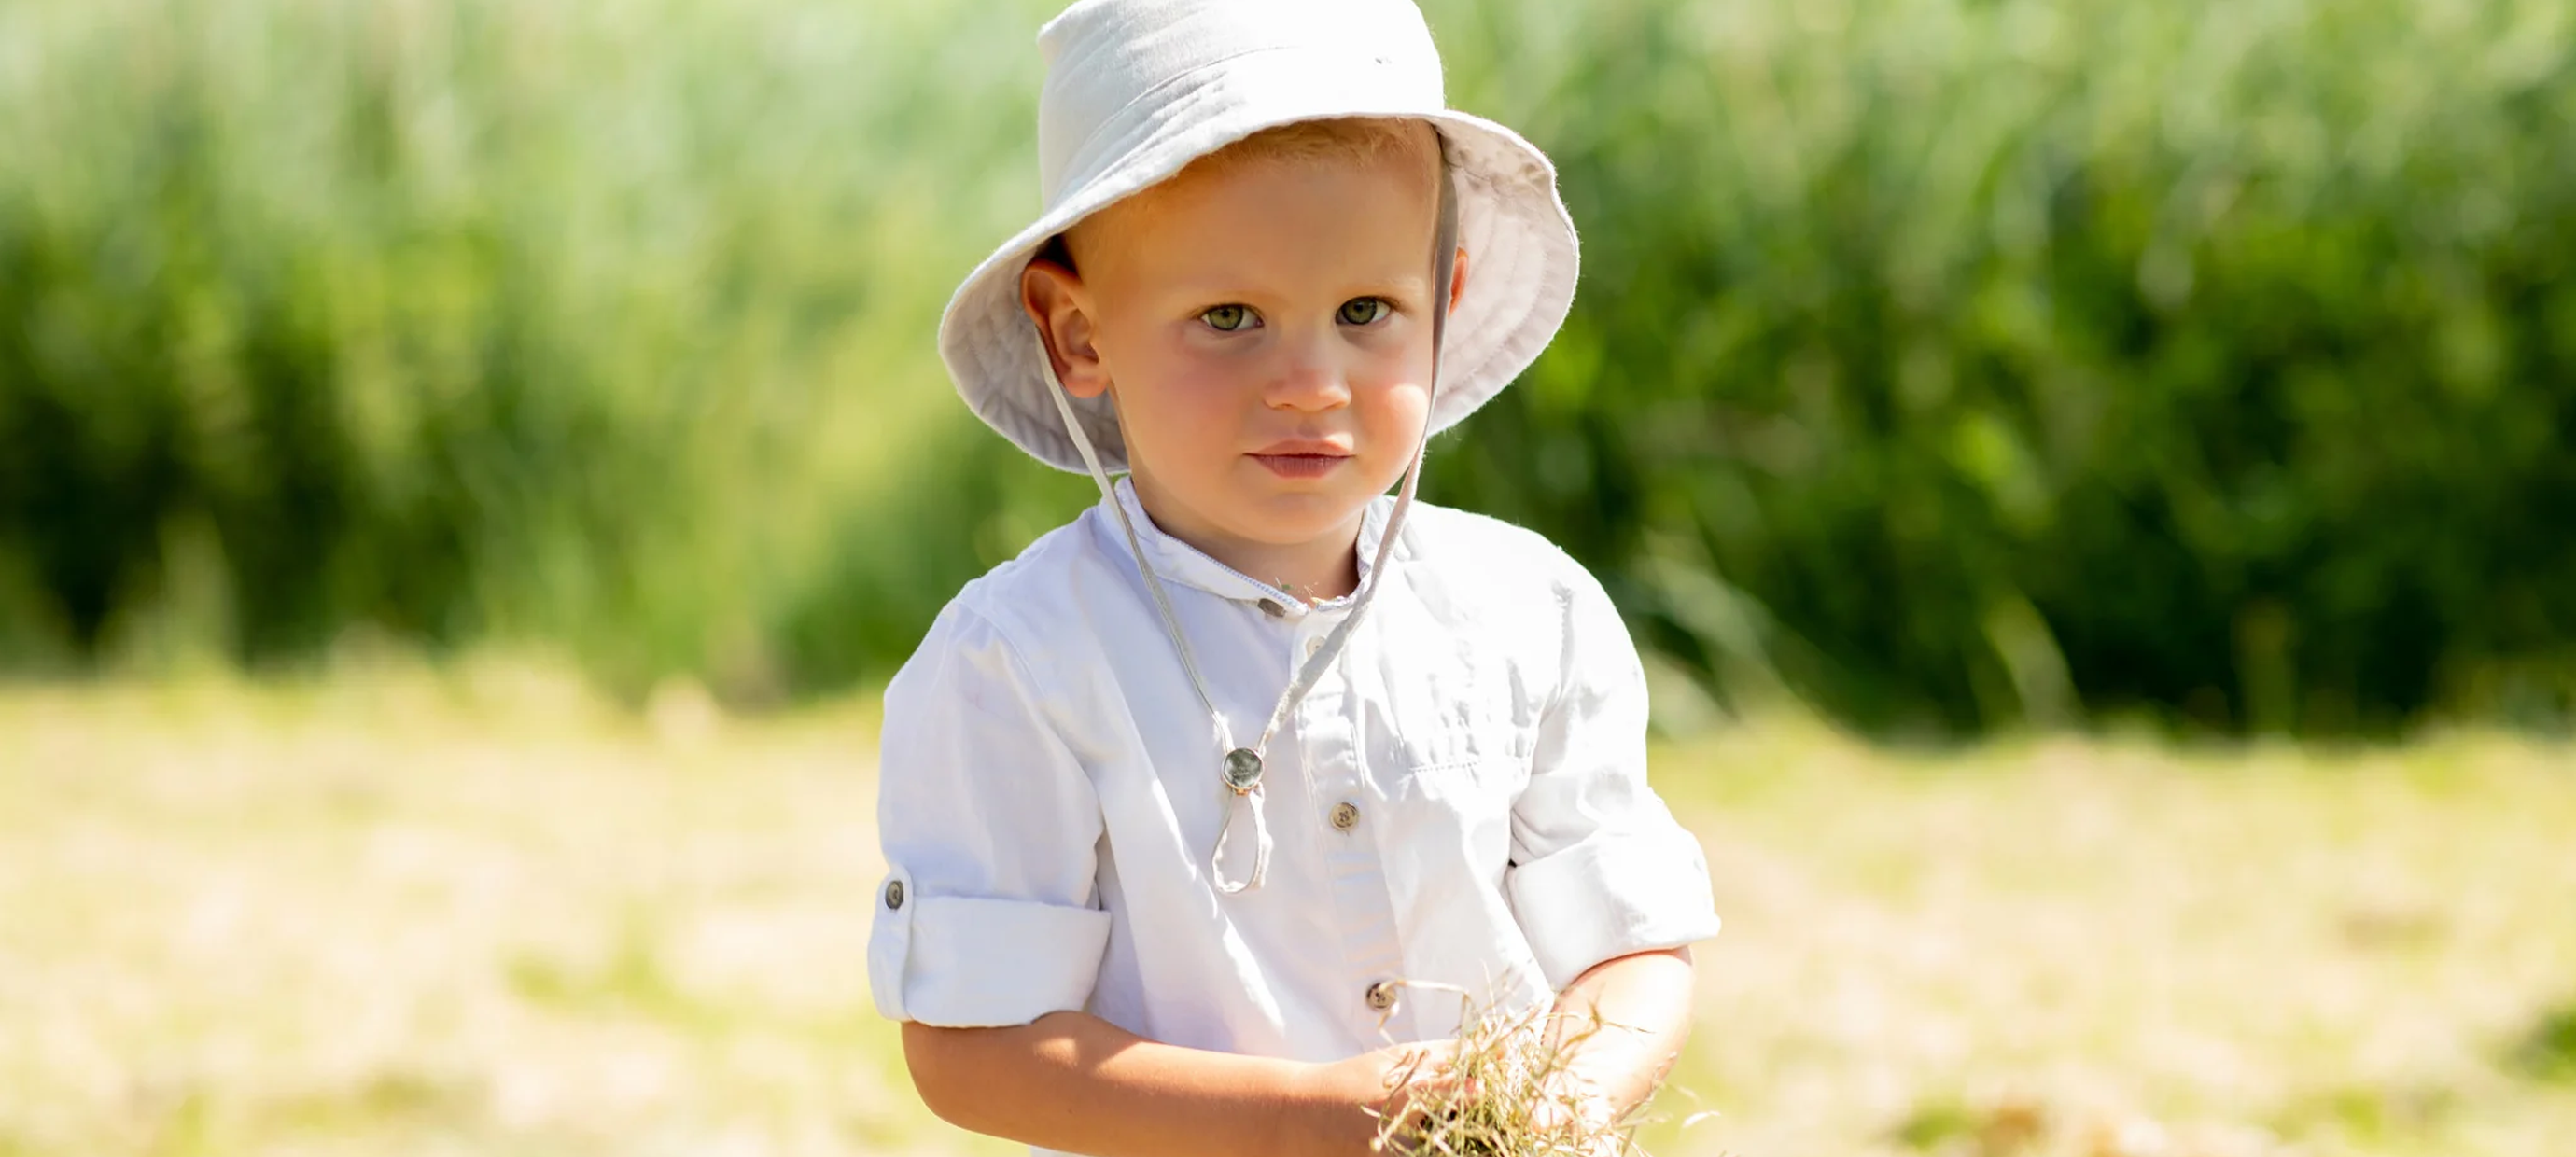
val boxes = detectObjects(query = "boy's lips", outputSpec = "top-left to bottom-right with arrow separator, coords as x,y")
1248,440 -> 1352,480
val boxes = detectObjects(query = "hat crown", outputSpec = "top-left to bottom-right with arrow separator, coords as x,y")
1034,0 -> 1445,206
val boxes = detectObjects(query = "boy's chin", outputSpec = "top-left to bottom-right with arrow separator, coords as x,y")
1226,489 -> 1381,543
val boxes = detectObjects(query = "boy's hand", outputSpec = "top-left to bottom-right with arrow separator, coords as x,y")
1525,1068 -> 1623,1153
1284,1039 -> 1463,1155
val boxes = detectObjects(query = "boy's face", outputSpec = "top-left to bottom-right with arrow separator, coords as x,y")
1022,137 -> 1463,559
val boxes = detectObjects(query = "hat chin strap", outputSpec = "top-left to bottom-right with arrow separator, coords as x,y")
1035,155 -> 1460,896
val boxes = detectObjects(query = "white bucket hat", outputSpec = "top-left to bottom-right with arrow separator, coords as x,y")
936,0 -> 1580,473
936,0 -> 1581,898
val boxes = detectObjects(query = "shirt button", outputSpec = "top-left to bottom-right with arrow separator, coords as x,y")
1303,636 -> 1323,658
1330,802 -> 1362,831
1257,598 -> 1287,618
884,880 -> 905,910
1365,981 -> 1397,1011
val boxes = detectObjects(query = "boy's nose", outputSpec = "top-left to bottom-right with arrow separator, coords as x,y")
1266,334 -> 1353,411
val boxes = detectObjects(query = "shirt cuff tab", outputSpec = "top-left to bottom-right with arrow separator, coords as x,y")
868,877 -> 1113,1027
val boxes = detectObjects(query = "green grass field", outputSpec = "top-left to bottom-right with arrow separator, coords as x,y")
4,670 -> 2572,1156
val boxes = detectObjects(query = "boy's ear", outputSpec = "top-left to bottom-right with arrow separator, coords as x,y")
1446,245 -> 1471,315
1020,258 -> 1111,400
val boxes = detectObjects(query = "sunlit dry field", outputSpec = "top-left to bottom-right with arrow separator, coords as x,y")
4,669 -> 2571,1157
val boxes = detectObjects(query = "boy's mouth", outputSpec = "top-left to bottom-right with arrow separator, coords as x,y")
1251,453 -> 1348,480
1248,439 -> 1352,480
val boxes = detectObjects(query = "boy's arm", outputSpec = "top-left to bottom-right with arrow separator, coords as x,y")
899,956 -> 1689,1157
903,1011 -> 1451,1157
1547,946 -> 1697,1122
1506,554 -> 1718,1123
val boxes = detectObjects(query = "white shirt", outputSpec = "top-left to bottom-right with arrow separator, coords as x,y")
866,480 -> 1720,1145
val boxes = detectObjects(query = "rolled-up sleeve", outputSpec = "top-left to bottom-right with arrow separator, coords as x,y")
1505,561 -> 1723,991
867,604 -> 1112,1027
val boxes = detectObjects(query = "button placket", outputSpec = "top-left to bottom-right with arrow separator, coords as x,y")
1297,662 -> 1408,1040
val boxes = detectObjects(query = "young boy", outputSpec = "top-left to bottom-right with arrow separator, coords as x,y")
867,2 -> 1721,1153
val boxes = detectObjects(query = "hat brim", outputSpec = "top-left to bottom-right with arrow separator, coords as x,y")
937,69 -> 1578,474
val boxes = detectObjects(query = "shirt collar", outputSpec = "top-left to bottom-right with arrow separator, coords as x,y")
1100,476 -> 1393,612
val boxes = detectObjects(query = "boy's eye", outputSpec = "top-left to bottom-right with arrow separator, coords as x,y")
1200,304 -> 1257,332
1337,297 -> 1392,326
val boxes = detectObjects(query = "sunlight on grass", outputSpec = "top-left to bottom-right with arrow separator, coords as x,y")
0,667 -> 1015,1157
3,673 -> 2571,1155
1645,722 -> 2576,1157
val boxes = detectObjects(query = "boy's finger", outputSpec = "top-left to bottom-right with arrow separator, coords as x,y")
1393,1041 -> 1460,1080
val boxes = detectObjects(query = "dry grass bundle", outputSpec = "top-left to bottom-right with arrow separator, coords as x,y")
1368,987 -> 1686,1157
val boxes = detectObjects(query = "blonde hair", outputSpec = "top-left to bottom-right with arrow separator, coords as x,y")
1055,117 -> 1441,271
1189,116 -> 1440,177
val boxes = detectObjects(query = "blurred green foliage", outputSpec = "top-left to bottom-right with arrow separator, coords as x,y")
0,0 -> 1088,696
4,0 -> 2573,734
1428,0 -> 2576,734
